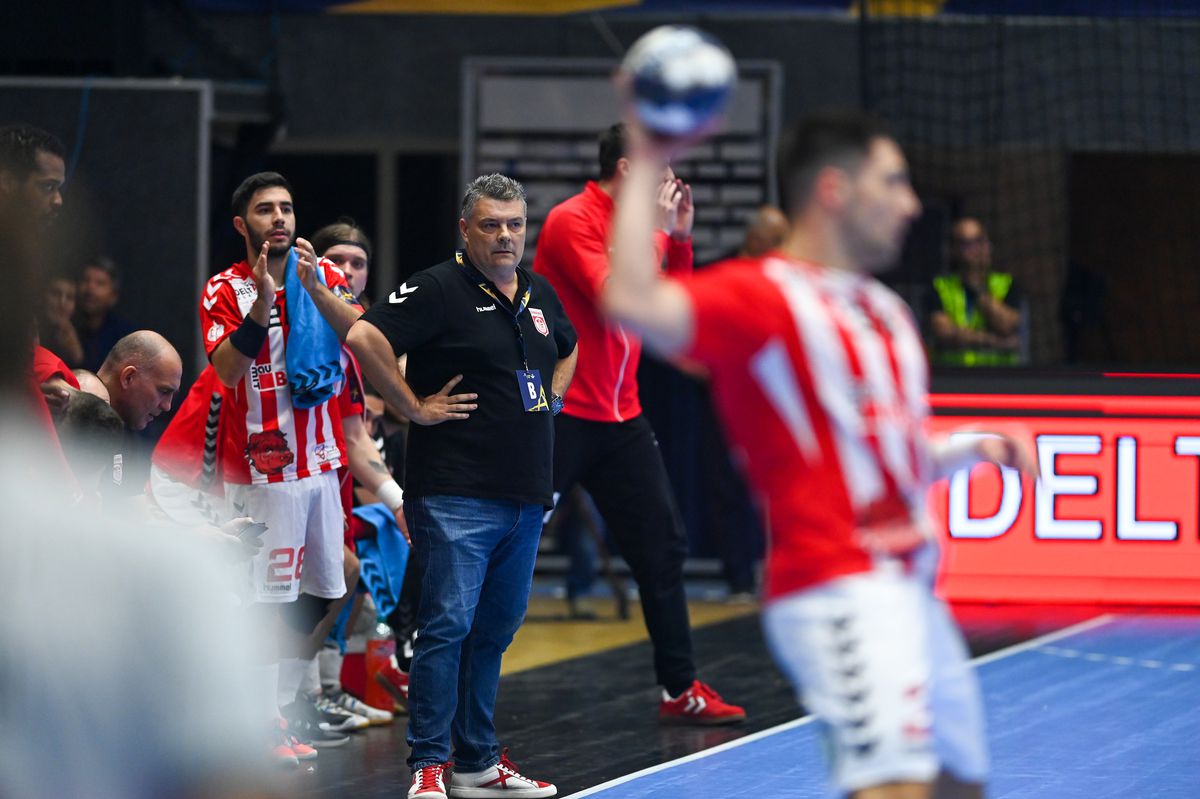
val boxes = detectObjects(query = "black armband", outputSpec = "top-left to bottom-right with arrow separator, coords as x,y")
228,315 -> 269,358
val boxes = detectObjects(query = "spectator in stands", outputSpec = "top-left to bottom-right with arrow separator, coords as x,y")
38,273 -> 84,367
929,217 -> 1024,366
75,256 -> 135,372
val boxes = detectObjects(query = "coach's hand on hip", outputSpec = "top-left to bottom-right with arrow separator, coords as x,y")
410,374 -> 478,426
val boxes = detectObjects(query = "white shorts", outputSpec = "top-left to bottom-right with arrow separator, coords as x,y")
225,471 -> 346,603
762,558 -> 988,795
149,466 -> 228,527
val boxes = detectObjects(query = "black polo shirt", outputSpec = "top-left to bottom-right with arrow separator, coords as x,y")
361,253 -> 576,507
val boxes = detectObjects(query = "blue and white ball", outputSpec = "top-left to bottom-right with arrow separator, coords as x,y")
620,25 -> 737,138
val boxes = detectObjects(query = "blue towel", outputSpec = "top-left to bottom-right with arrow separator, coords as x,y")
351,503 -> 411,620
284,247 -> 343,409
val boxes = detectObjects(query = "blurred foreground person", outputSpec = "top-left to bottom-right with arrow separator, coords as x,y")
0,425 -> 270,799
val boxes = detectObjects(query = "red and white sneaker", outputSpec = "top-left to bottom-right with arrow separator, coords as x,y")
449,749 -> 556,798
377,654 -> 411,713
271,735 -> 299,768
271,718 -> 317,766
286,733 -> 319,761
409,762 -> 451,798
659,680 -> 746,726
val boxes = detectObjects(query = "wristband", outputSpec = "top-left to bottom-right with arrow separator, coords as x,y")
228,315 -> 269,358
550,393 -> 565,416
376,478 -> 404,511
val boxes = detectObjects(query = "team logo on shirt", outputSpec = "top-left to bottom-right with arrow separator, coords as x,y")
333,284 -> 357,304
245,430 -> 295,475
250,362 -> 287,392
206,322 -> 225,343
529,307 -> 549,336
112,453 -> 123,486
311,442 -> 342,465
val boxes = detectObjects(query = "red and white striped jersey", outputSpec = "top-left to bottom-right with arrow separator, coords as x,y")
682,254 -> 934,601
200,259 -> 361,485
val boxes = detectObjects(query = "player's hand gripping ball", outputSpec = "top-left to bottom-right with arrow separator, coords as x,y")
618,25 -> 736,140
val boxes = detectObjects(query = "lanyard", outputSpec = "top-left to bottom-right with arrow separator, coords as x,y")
456,250 -> 534,370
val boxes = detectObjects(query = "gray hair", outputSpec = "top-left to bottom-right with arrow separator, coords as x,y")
460,173 -> 527,220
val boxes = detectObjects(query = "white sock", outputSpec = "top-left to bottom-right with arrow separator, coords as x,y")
318,644 -> 343,692
298,656 -> 321,697
252,663 -> 281,724
277,657 -> 307,707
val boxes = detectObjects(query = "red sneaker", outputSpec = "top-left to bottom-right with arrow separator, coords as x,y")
271,737 -> 299,768
286,733 -> 319,761
377,654 -> 410,713
449,749 -> 556,797
271,718 -> 316,766
409,762 -> 451,798
659,680 -> 746,726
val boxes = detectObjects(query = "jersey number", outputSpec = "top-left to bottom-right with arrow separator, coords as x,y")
266,546 -> 305,582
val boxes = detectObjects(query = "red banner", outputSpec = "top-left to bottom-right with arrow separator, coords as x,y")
930,393 -> 1200,605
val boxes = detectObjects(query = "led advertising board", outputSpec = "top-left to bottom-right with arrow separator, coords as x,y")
930,393 -> 1200,604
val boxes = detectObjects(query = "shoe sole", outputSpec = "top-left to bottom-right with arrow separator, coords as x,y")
324,718 -> 371,733
331,696 -> 394,725
448,786 -> 556,798
376,672 -> 411,714
658,712 -> 747,726
309,736 -> 350,748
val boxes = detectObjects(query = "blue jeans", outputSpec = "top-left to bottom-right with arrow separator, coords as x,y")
405,495 -> 543,772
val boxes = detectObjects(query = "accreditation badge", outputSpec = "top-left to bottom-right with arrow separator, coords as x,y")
515,369 -> 550,412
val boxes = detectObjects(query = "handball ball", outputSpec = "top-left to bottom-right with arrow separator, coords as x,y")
619,25 -> 737,138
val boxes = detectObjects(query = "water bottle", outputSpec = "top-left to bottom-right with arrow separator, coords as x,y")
364,616 -> 396,711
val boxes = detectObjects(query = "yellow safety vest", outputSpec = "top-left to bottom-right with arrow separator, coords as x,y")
931,272 -> 1018,366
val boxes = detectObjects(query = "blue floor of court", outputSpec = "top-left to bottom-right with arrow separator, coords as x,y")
566,615 -> 1200,798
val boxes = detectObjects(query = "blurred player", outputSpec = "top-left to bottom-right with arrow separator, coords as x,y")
603,110 -> 1036,799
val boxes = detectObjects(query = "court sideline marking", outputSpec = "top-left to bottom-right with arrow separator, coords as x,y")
562,612 -> 1116,798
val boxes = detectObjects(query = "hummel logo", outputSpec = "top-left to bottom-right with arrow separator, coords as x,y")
389,282 -> 419,304
476,304 -> 496,312
683,695 -> 708,714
